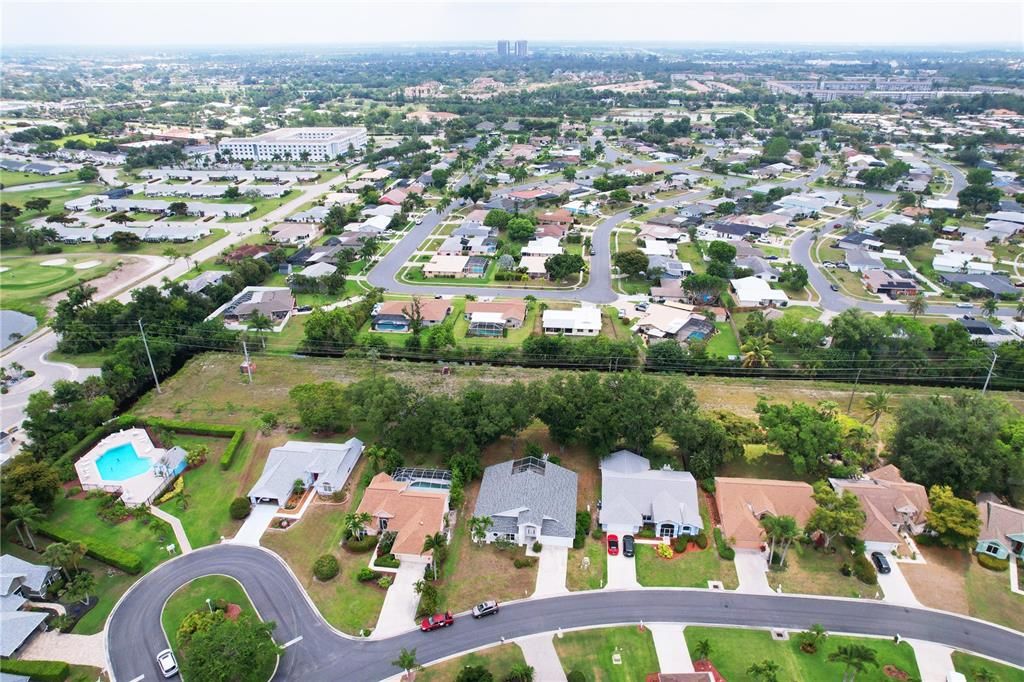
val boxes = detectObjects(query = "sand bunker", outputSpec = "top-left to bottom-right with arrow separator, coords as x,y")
0,267 -> 9,274
73,260 -> 102,270
40,258 -> 68,266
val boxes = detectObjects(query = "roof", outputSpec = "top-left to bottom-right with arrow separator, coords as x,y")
977,500 -> 1024,545
355,473 -> 450,557
474,457 -> 578,538
465,300 -> 527,322
376,299 -> 452,323
299,262 -> 337,279
248,438 -> 363,502
543,307 -> 601,331
730,276 -> 789,304
518,256 -> 548,274
0,610 -> 46,657
599,450 -> 703,531
424,254 -> 470,274
715,477 -> 816,549
829,469 -> 929,544
0,555 -> 50,597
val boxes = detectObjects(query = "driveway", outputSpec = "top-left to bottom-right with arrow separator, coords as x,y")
606,551 -> 640,589
229,503 -> 277,545
534,545 -> 569,597
373,559 -> 429,638
650,623 -> 695,673
734,549 -> 773,594
869,551 -> 920,606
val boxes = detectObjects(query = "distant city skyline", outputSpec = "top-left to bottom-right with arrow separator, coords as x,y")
3,1 -> 1022,49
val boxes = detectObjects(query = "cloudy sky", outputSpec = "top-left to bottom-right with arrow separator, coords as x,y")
3,0 -> 1022,48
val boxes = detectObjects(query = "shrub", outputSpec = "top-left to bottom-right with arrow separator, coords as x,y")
0,659 -> 70,682
977,553 -> 1010,571
513,557 -> 537,569
713,528 -> 734,561
591,528 -> 604,541
636,528 -> 656,539
356,567 -> 376,582
377,531 -> 397,556
345,535 -> 377,553
694,532 -> 709,550
840,562 -> 853,577
673,536 -> 689,553
531,541 -> 542,553
567,672 -> 587,682
35,521 -> 143,574
376,554 -> 401,569
656,543 -> 673,559
220,430 -> 244,470
229,497 -> 251,520
575,511 -> 592,537
378,575 -> 393,589
64,486 -> 81,498
573,534 -> 586,550
700,478 -> 716,493
313,554 -> 340,581
157,476 -> 184,505
852,553 -> 877,585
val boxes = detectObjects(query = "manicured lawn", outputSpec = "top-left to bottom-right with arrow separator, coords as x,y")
1,183 -> 106,221
676,242 -> 705,274
454,301 -> 539,348
705,322 -> 740,357
685,626 -> 920,682
554,626 -> 660,682
770,541 -> 884,599
217,190 -> 299,223
952,651 -> 1024,682
567,536 -> 607,590
417,643 -> 529,682
160,575 -> 252,650
0,254 -> 120,321
964,555 -> 1024,631
635,500 -> 738,589
0,169 -> 80,187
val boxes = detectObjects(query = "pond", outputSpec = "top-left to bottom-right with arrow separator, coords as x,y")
0,310 -> 37,350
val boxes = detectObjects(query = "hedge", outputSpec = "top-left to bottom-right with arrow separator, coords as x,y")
713,528 -> 735,561
220,429 -> 245,470
54,415 -> 140,477
852,553 -> 877,585
0,659 -> 71,682
143,417 -> 238,437
977,553 -> 1010,571
36,521 -> 143,574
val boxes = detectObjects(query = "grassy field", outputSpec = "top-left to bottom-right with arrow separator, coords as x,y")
685,626 -> 920,682
554,626 -> 660,682
0,254 -> 120,321
567,536 -> 608,590
218,191 -> 299,223
0,169 -> 80,187
952,651 -> 1024,682
2,228 -> 227,260
160,575 -> 251,650
417,643 -> 529,682
1,183 -> 106,219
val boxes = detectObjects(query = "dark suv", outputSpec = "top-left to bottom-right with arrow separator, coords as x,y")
870,551 -> 891,574
622,535 -> 635,558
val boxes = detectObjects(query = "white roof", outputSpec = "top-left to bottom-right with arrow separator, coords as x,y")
524,236 -> 563,256
640,240 -> 673,257
470,311 -> 506,324
923,198 -> 959,210
543,307 -> 601,331
731,276 -> 789,304
519,255 -> 548,274
425,254 -> 469,273
300,262 -> 337,279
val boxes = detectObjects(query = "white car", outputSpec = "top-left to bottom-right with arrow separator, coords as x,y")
156,649 -> 179,678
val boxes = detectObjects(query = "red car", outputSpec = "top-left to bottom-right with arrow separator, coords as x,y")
607,534 -> 619,556
420,611 -> 454,632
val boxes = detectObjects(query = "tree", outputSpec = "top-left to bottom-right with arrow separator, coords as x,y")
863,391 -> 890,430
828,644 -> 878,682
456,666 -> 493,682
544,253 -> 586,281
246,312 -> 274,349
343,511 -> 372,540
807,481 -> 866,548
693,639 -> 712,661
168,201 -> 188,216
422,532 -> 447,580
609,188 -> 630,203
24,197 -> 51,212
506,217 -> 536,241
706,240 -> 736,264
7,502 -> 43,551
762,514 -> 800,566
746,659 -> 781,682
740,335 -> 774,368
505,663 -> 535,682
110,231 -> 142,250
1,457 -> 61,513
778,263 -> 808,291
761,136 -> 791,163
925,485 -> 981,550
483,210 -> 511,230
958,184 -> 1001,213
798,624 -> 828,654
179,614 -> 280,682
966,168 -> 993,186
289,382 -> 350,433
392,648 -> 420,680
982,297 -> 999,319
682,273 -> 726,304
63,571 -> 95,605
906,293 -> 927,318
223,185 -> 241,199
469,516 -> 494,543
42,542 -> 74,580
77,166 -> 100,182
612,250 -> 649,277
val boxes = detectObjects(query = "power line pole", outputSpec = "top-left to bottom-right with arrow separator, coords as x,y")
846,369 -> 862,414
982,352 -> 998,395
242,339 -> 253,384
138,319 -> 161,394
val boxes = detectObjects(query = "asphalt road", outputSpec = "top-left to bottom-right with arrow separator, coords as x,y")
107,545 -> 1024,682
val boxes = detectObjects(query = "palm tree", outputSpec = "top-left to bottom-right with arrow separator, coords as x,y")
422,532 -> 447,580
907,293 -> 927,318
176,490 -> 193,511
63,571 -> 96,605
693,639 -> 713,661
828,644 -> 878,682
8,502 -> 43,551
982,297 -> 999,319
740,335 -> 775,368
468,516 -> 494,544
747,659 -> 781,682
849,204 -> 861,222
42,542 -> 74,580
391,647 -> 420,681
863,391 -> 891,430
68,541 -> 87,573
775,515 -> 801,566
247,312 -> 274,349
1016,299 -> 1024,321
799,623 -> 829,654
760,514 -> 783,564
343,512 -> 372,540
162,247 -> 179,264
506,662 -> 535,682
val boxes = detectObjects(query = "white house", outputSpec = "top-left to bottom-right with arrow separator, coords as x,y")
730,276 -> 790,308
542,307 -> 601,336
933,253 -> 995,275
521,236 -> 563,258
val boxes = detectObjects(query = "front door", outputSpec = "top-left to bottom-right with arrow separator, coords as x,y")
659,523 -> 676,539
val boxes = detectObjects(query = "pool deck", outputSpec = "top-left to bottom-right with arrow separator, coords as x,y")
74,428 -> 176,507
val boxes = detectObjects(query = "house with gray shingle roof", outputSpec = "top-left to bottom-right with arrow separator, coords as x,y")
248,438 -> 363,507
473,456 -> 578,548
599,450 -> 703,539
0,554 -> 56,657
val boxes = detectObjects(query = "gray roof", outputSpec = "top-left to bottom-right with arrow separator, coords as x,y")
599,450 -> 703,531
248,438 -> 363,502
0,610 -> 46,657
183,270 -> 231,294
939,273 -> 1018,296
0,671 -> 33,682
0,555 -> 51,597
474,457 -> 578,538
736,256 -> 780,278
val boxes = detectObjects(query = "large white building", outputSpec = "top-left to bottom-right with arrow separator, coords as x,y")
218,127 -> 368,162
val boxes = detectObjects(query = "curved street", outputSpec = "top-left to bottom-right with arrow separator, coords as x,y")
106,544 -> 1024,682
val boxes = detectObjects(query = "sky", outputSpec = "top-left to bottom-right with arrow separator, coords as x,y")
2,0 -> 1022,49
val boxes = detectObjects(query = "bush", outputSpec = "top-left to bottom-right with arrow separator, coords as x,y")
636,528 -> 656,539
840,562 -> 853,577
0,659 -> 70,682
713,528 -> 735,561
345,535 -> 377,553
591,528 -> 604,541
220,430 -> 244,470
157,476 -> 184,505
513,557 -> 537,569
567,671 -> 587,682
673,536 -> 689,553
694,532 -> 709,549
700,478 -> 716,493
378,575 -> 393,589
313,554 -> 340,581
532,541 -> 542,553
977,553 -> 1010,571
355,567 -> 376,582
377,531 -> 397,556
852,553 -> 877,585
35,521 -> 143,574
229,497 -> 251,520
575,511 -> 591,538
64,486 -> 81,498
376,554 -> 401,569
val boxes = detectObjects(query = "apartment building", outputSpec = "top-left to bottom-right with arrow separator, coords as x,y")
218,127 -> 368,161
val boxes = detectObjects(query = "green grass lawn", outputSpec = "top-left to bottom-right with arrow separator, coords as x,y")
567,537 -> 608,590
160,575 -> 252,650
0,169 -> 80,187
1,228 -> 226,261
0,254 -> 120,322
554,626 -> 660,682
47,349 -> 112,368
1,183 -> 106,220
705,322 -> 740,357
219,191 -> 298,223
454,302 -> 538,347
965,556 -> 1024,631
635,500 -> 738,589
417,644 -> 529,682
676,242 -> 705,274
53,132 -> 110,147
952,651 -> 1024,682
685,626 -> 920,682
771,541 -> 885,599
719,448 -> 813,482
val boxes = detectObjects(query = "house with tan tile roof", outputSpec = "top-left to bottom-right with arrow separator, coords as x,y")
828,466 -> 929,549
355,472 -> 450,563
975,500 -> 1024,561
714,477 -> 816,550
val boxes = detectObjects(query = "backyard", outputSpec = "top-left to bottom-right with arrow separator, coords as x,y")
554,626 -> 660,682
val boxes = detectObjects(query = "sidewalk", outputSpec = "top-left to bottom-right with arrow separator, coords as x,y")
150,505 -> 193,554
517,633 -> 566,682
907,638 -> 955,681
650,623 -> 695,673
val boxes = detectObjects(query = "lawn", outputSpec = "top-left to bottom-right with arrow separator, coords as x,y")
219,191 -> 299,223
770,541 -> 885,599
554,626 -> 660,682
0,169 -> 80,187
0,254 -> 120,321
160,575 -> 251,650
1,228 -> 226,261
634,500 -> 738,589
685,626 -> 920,682
676,242 -> 705,274
417,643 -> 529,682
718,447 -> 814,482
952,651 -> 1024,682
705,322 -> 740,357
1,183 -> 106,221
454,302 -> 539,348
567,536 -> 607,590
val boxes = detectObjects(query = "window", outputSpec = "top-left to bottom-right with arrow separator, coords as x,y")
379,518 -> 389,531
504,533 -> 516,542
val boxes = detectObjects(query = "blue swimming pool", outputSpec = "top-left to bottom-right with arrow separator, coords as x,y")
95,443 -> 152,481
408,480 -> 451,490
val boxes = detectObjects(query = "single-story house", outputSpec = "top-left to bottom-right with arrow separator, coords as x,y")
295,262 -> 337,280
828,465 -> 929,550
933,254 -> 994,275
542,307 -> 601,336
473,456 -> 578,548
938,273 -> 1018,297
599,450 -> 703,539
845,249 -> 885,273
862,270 -> 918,298
0,554 -> 57,657
536,208 -> 574,233
182,270 -> 231,295
355,473 -> 450,563
518,256 -> 549,278
730,276 -> 789,308
715,477 -> 817,550
522,236 -> 563,258
271,223 -> 318,246
371,299 -> 452,332
736,256 -> 780,282
248,439 -> 363,506
208,286 -> 294,329
959,319 -> 1017,345
630,302 -> 714,346
422,254 -> 470,278
464,300 -> 527,329
975,500 -> 1024,561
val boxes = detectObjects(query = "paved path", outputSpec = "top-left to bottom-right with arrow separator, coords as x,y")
605,552 -> 639,589
734,549 -> 773,594
518,633 -> 567,681
228,503 -> 277,545
105,544 -> 1024,682
872,552 -> 920,606
908,638 -> 956,681
649,622 -> 695,674
20,630 -> 107,669
533,546 -> 569,597
372,559 -> 428,639
150,505 -> 193,554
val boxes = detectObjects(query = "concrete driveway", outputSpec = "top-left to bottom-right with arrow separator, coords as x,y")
870,552 -> 920,606
373,559 -> 429,638
734,549 -> 773,594
606,551 -> 640,589
534,545 -> 569,597
229,503 -> 277,545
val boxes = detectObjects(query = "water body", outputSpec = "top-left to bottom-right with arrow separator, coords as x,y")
0,310 -> 37,350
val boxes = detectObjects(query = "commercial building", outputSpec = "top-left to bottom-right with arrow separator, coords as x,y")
219,127 -> 368,162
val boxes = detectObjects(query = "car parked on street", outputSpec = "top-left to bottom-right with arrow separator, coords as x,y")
156,649 -> 178,678
870,551 -> 891,575
831,284 -> 840,291
607,534 -> 619,556
420,611 -> 455,631
622,534 -> 635,558
472,600 -> 499,618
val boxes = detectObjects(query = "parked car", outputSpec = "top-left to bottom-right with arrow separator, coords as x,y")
472,600 -> 499,618
420,611 -> 455,631
830,284 -> 840,291
635,302 -> 649,312
296,305 -> 313,312
607,534 -> 619,556
833,223 -> 842,228
870,551 -> 891,574
622,535 -> 635,558
956,302 -> 973,309
590,247 -> 597,256
415,218 -> 423,225
156,649 -> 178,678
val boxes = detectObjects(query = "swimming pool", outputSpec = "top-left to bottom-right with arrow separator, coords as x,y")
408,480 -> 451,490
95,443 -> 152,481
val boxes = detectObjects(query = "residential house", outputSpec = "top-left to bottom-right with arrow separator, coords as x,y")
354,473 -> 450,564
845,249 -> 886,273
518,255 -> 549,279
294,262 -> 337,282
542,307 -> 601,336
932,254 -> 994,275
862,270 -> 919,298
371,299 -> 452,332
422,254 -> 471,278
646,255 -> 693,280
0,554 -> 56,657
699,222 -> 769,242
522,236 -> 563,258
715,477 -> 817,550
182,270 -> 231,295
730,276 -> 789,308
270,223 -> 318,246
959,319 -> 1017,345
210,287 -> 294,329
599,450 -> 703,539
630,302 -> 715,346
736,256 -> 780,282
464,300 -> 528,331
933,239 -> 995,263
536,209 -> 574,237
828,465 -> 929,550
473,456 -> 578,548
938,273 -> 1018,297
975,500 -> 1024,561
248,439 -> 363,506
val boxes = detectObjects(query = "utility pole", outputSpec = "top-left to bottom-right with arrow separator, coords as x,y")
138,319 -> 161,394
242,339 -> 253,384
983,352 -> 998,395
846,368 -> 862,414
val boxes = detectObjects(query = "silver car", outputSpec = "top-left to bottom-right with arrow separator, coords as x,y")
472,600 -> 499,618
156,649 -> 179,678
